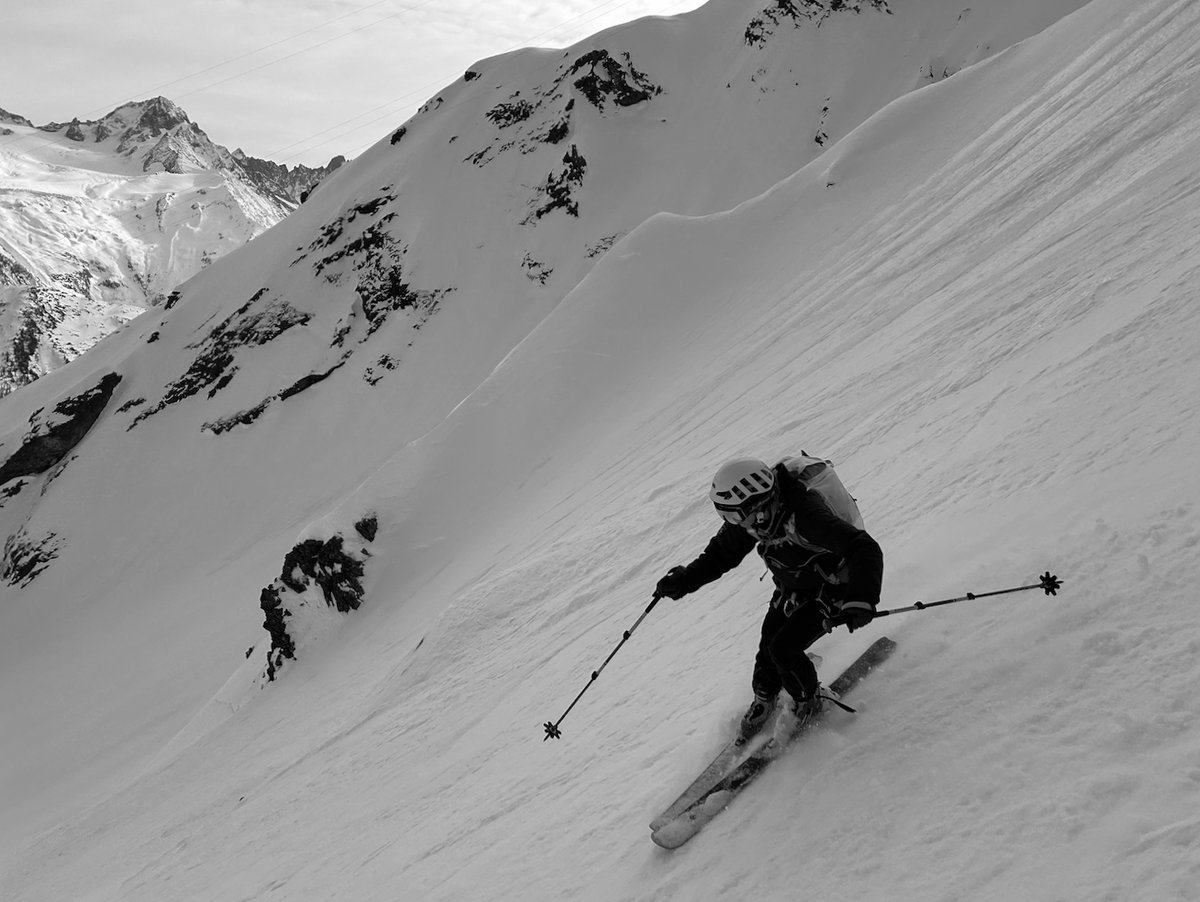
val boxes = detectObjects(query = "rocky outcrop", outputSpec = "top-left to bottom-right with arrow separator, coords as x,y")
0,372 -> 121,486
0,372 -> 122,586
131,289 -> 311,427
745,0 -> 892,46
259,515 -> 378,681
0,106 -> 34,127
2,529 -> 60,587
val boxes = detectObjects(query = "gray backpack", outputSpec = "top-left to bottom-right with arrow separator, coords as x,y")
780,453 -> 865,530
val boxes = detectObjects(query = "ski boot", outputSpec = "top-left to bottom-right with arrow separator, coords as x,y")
737,691 -> 778,744
790,683 -> 834,729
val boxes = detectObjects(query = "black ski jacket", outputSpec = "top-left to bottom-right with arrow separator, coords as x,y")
673,464 -> 883,606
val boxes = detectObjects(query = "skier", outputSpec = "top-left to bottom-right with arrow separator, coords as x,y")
654,457 -> 884,741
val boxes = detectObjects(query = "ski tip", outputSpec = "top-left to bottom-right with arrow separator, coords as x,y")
650,820 -> 693,850
650,790 -> 730,850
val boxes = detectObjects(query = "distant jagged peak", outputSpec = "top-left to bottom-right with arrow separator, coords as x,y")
231,148 -> 347,180
231,149 -> 349,204
125,95 -> 190,131
92,95 -> 190,131
97,96 -> 194,145
36,95 -> 205,158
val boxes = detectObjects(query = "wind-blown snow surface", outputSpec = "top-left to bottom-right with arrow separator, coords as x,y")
3,0 -> 1200,899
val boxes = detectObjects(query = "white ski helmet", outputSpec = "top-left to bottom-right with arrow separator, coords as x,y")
709,458 -> 776,525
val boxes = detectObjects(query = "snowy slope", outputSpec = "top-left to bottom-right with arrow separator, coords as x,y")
0,98 -> 340,394
4,0 -> 1200,899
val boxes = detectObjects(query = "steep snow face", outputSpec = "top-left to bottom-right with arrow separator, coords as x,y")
0,98 -> 342,395
13,0 -> 1199,900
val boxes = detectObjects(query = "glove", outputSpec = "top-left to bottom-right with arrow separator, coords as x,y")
655,566 -> 691,600
824,599 -> 876,633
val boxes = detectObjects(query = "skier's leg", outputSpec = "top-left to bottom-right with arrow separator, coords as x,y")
751,603 -> 787,697
765,605 -> 827,701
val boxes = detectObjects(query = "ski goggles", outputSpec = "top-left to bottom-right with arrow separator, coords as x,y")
717,494 -> 776,528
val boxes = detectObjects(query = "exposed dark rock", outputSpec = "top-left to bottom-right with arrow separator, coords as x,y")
528,145 -> 588,221
746,0 -> 891,46
2,530 -> 60,586
522,253 -> 552,284
260,585 -> 295,681
0,107 -> 33,127
486,99 -> 535,128
132,290 -> 311,427
259,531 -> 373,681
354,515 -> 378,542
585,234 -> 622,258
0,372 -> 121,486
465,50 -> 654,170
1,480 -> 26,499
203,399 -> 271,435
567,50 -> 662,110
203,362 -> 347,434
363,354 -> 398,386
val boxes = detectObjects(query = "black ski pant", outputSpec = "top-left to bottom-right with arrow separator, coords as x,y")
750,598 -> 827,702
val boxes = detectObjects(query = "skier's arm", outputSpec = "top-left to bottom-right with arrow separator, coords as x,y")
656,523 -> 756,599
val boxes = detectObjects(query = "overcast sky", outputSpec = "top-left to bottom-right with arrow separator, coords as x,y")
2,0 -> 703,168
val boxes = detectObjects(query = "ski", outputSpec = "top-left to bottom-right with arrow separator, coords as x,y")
648,653 -> 822,831
648,733 -> 768,832
650,636 -> 896,850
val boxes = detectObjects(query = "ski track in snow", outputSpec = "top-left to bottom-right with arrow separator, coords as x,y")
4,1 -> 1200,900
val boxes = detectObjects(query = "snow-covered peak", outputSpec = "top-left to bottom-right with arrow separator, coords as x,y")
37,96 -> 216,174
0,96 -> 345,395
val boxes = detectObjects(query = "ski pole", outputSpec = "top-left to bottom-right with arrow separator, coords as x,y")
544,594 -> 663,740
873,571 -> 1062,619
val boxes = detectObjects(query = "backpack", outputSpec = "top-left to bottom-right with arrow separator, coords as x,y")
779,453 -> 865,530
